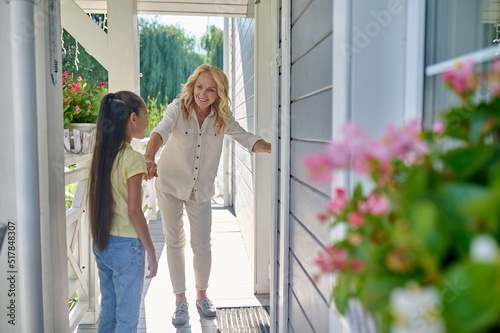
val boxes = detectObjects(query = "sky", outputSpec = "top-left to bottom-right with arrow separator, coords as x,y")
149,15 -> 224,40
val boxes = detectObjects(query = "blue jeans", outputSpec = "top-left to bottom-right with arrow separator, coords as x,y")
93,235 -> 145,333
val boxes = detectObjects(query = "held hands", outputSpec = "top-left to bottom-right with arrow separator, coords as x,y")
146,251 -> 158,279
144,160 -> 158,180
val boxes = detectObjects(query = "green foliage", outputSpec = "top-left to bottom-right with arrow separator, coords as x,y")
201,25 -> 224,69
309,61 -> 500,332
63,72 -> 108,129
62,16 -> 223,135
139,17 -> 205,110
69,292 -> 78,311
145,93 -> 168,138
62,15 -> 108,87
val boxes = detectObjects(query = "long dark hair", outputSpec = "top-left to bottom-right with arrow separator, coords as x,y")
88,91 -> 144,251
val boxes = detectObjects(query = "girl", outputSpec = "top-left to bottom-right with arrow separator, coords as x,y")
88,91 -> 158,332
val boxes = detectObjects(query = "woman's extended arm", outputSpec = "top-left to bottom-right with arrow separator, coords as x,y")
144,132 -> 163,180
128,173 -> 158,278
252,139 -> 271,153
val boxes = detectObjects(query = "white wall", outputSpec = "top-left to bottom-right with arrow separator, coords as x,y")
0,1 -> 69,332
0,4 -> 19,331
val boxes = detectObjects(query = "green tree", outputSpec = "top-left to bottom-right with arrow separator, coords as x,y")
145,93 -> 168,138
62,14 -> 108,86
139,17 -> 205,106
200,25 -> 223,69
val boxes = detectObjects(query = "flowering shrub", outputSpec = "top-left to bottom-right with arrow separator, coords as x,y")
306,59 -> 500,333
63,71 -> 107,129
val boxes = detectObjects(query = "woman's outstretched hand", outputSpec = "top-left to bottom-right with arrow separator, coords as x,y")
252,139 -> 272,153
144,160 -> 158,180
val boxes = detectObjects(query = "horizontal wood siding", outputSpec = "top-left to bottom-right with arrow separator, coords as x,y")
289,254 -> 330,332
287,0 -> 333,329
231,17 -> 256,271
289,287 -> 315,333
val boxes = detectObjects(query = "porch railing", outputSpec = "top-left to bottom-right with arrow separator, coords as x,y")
65,137 -> 156,331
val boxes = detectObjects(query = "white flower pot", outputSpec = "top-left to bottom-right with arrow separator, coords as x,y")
64,123 -> 96,154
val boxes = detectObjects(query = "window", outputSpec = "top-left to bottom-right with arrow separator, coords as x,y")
424,0 -> 500,126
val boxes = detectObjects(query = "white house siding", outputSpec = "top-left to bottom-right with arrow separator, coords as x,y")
230,17 -> 258,271
286,0 -> 334,330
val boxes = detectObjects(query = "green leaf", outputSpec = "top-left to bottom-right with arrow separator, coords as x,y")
358,273 -> 407,314
91,101 -> 101,114
333,273 -> 351,314
442,146 -> 496,180
465,188 -> 500,234
441,263 -> 500,333
400,166 -> 431,200
442,105 -> 474,141
64,112 -> 73,123
433,183 -> 486,253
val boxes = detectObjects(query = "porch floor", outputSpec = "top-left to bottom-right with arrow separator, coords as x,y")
77,195 -> 269,332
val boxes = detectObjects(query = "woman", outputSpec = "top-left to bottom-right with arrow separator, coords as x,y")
144,64 -> 271,327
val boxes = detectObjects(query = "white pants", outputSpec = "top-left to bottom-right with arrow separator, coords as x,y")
156,189 -> 212,294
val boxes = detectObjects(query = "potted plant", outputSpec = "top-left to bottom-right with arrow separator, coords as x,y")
62,71 -> 107,154
306,58 -> 500,333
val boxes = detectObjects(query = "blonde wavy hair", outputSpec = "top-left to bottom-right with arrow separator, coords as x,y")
179,64 -> 232,134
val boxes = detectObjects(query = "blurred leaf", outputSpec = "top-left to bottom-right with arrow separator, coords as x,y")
334,273 -> 351,314
359,273 -> 407,314
408,201 -> 448,266
442,146 -> 495,180
91,101 -> 100,114
442,105 -> 474,141
441,263 -> 500,333
469,106 -> 490,143
432,184 -> 485,254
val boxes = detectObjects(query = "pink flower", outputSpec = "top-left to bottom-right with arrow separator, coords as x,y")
432,122 -> 444,134
326,188 -> 348,217
76,105 -> 81,111
326,142 -> 351,169
63,99 -> 67,103
314,246 -> 348,274
489,59 -> 500,97
492,59 -> 500,74
366,193 -> 389,216
350,259 -> 364,273
442,58 -> 478,97
87,102 -> 91,108
347,212 -> 364,228
62,71 -> 68,79
317,213 -> 329,223
77,76 -> 82,82
358,200 -> 368,214
304,153 -> 333,183
99,82 -> 106,88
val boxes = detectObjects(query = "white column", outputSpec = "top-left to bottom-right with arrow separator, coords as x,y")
3,1 -> 45,332
107,0 -> 140,93
253,0 -> 273,295
34,0 -> 71,332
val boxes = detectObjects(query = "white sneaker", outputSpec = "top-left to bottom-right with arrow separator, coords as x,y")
196,297 -> 216,317
172,301 -> 189,327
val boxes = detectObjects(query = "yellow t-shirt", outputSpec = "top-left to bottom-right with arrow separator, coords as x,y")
109,142 -> 147,238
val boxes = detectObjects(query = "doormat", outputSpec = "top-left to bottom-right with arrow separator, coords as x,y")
216,306 -> 270,333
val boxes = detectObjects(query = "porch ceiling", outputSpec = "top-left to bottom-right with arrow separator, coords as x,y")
74,0 -> 250,17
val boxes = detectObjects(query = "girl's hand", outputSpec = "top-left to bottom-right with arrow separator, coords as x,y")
146,251 -> 158,279
144,160 -> 158,180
